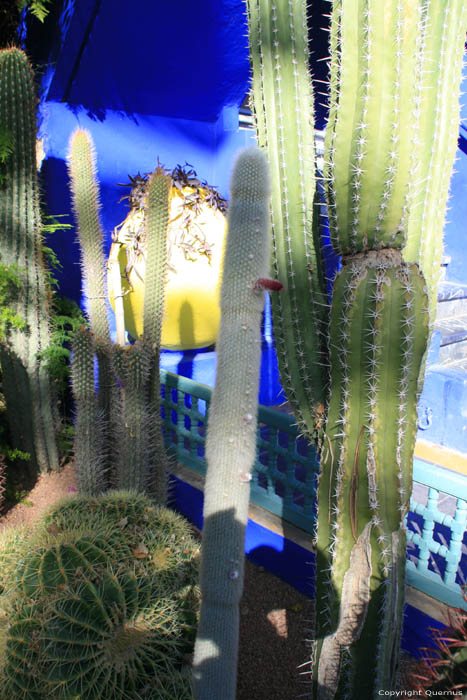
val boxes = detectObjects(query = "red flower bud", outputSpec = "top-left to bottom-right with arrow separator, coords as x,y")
254,278 -> 284,292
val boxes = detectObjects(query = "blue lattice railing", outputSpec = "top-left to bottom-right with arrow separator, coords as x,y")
161,370 -> 467,608
407,460 -> 467,608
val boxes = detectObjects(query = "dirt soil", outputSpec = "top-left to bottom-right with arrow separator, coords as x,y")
0,463 -> 315,700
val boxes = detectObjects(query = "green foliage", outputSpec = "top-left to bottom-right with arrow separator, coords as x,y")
40,294 -> 86,385
0,130 -> 13,163
16,0 -> 52,23
0,264 -> 26,341
0,128 -> 13,184
0,492 -> 199,699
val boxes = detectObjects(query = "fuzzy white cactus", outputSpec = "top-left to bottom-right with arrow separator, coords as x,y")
192,147 -> 274,700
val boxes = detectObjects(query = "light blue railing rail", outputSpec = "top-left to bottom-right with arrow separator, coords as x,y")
161,370 -> 467,609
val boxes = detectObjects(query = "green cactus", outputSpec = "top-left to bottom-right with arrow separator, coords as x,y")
315,254 -> 429,696
112,340 -> 154,494
323,0 -> 423,256
67,136 -> 170,501
247,0 -> 329,437
0,47 -> 59,472
40,491 -> 201,597
246,0 -> 466,697
143,168 -> 170,351
402,0 -> 466,323
192,147 -> 272,699
40,489 -> 155,531
14,527 -> 129,599
0,492 -> 200,699
1,569 -> 194,699
67,130 -> 111,344
142,168 -> 171,503
67,129 -> 118,481
71,326 -> 108,495
0,524 -> 29,598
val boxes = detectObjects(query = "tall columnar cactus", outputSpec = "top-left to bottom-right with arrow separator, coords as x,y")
143,167 -> 170,350
112,340 -> 157,495
68,130 -> 111,343
246,0 -> 467,697
403,0 -> 467,322
67,134 -> 170,501
247,0 -> 328,437
192,148 -> 272,699
142,168 -> 171,503
71,326 -> 108,495
315,254 -> 429,696
0,47 -> 59,472
67,129 -> 116,474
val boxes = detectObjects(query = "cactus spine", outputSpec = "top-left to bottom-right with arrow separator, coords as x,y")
192,148 -> 272,699
247,0 -> 466,697
67,133 -> 170,501
0,48 -> 59,472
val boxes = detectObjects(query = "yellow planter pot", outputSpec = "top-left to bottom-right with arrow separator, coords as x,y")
107,186 -> 227,350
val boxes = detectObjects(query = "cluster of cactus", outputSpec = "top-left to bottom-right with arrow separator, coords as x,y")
409,588 -> 467,694
0,490 -> 200,699
246,0 -> 467,697
0,47 -> 59,473
192,148 -> 276,699
67,130 -> 169,502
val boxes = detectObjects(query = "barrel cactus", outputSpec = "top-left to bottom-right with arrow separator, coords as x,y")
0,492 -> 200,699
1,569 -> 194,699
246,0 -> 467,697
